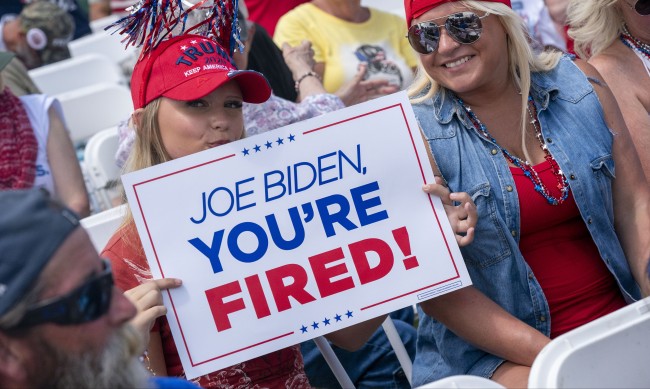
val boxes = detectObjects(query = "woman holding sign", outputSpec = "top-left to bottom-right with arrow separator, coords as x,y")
404,0 -> 650,387
99,0 -> 478,387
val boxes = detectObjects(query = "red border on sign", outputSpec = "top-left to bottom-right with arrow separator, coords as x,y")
131,103 -> 460,367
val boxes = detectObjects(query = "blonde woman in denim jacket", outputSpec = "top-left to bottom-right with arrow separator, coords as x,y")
402,0 -> 650,387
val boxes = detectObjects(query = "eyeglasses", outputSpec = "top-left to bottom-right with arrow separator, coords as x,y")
628,0 -> 650,15
10,259 -> 114,329
407,11 -> 490,54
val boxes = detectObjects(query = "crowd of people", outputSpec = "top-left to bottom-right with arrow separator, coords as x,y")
1,0 -> 649,388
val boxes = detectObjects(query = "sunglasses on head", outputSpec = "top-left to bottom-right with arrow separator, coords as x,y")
9,259 -> 114,329
628,0 -> 650,15
407,11 -> 490,54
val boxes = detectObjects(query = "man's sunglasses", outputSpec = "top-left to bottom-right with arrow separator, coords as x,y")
407,11 -> 490,54
628,0 -> 650,15
10,259 -> 114,329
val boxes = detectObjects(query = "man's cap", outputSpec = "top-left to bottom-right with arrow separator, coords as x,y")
0,189 -> 80,317
0,51 -> 15,71
19,1 -> 74,65
404,0 -> 512,26
130,34 -> 271,109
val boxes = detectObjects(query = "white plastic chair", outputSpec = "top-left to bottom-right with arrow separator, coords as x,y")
84,127 -> 121,212
89,14 -> 120,33
416,375 -> 505,388
28,53 -> 125,95
312,316 -> 414,389
55,82 -> 133,145
80,203 -> 127,251
529,296 -> 650,388
69,30 -> 139,67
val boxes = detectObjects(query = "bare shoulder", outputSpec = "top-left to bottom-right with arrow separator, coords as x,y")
588,43 -> 639,83
571,58 -> 622,122
572,57 -> 605,81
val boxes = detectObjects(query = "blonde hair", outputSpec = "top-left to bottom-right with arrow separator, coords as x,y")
566,0 -> 621,59
407,1 -> 562,162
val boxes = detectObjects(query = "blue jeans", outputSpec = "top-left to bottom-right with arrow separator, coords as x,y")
300,308 -> 416,388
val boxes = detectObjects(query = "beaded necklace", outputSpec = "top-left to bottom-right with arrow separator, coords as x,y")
620,24 -> 650,60
457,96 -> 570,205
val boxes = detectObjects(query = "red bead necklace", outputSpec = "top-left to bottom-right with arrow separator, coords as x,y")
457,96 -> 570,205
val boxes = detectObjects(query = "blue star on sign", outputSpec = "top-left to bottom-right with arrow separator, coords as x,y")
276,137 -> 284,145
346,310 -> 353,318
265,141 -> 273,149
334,314 -> 342,322
253,144 -> 261,152
311,321 -> 319,330
242,148 -> 250,156
288,134 -> 296,142
300,325 -> 308,333
323,317 -> 331,326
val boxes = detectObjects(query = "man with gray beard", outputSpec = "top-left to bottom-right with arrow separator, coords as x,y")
0,189 -> 197,389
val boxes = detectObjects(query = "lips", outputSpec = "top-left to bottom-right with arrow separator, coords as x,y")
208,140 -> 230,148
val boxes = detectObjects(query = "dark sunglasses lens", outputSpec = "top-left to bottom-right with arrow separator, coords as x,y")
636,0 -> 650,15
446,12 -> 483,44
72,272 -> 113,323
408,22 -> 440,54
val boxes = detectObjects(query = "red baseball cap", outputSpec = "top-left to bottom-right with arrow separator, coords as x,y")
404,0 -> 512,26
130,34 -> 271,109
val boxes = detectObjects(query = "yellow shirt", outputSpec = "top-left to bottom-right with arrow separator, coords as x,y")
274,4 -> 417,93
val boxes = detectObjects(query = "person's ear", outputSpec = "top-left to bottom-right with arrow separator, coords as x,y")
131,109 -> 145,131
0,333 -> 29,386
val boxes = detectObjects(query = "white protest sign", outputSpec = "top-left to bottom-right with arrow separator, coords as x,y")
122,91 -> 471,379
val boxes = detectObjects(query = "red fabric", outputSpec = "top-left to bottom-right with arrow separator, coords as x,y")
563,25 -> 576,56
101,224 -> 311,388
245,0 -> 308,37
0,87 -> 37,189
404,0 -> 512,26
130,34 -> 271,109
512,161 -> 626,339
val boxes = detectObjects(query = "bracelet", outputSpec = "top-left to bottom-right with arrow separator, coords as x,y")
140,350 -> 156,376
294,71 -> 321,92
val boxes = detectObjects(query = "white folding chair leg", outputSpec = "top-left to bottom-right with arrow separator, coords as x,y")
313,336 -> 356,389
382,316 -> 413,385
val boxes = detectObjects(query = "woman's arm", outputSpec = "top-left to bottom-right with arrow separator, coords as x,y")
146,331 -> 169,376
575,59 -> 650,297
281,41 -> 396,106
420,288 -> 550,366
589,54 -> 650,183
418,131 -> 550,365
46,106 -> 90,217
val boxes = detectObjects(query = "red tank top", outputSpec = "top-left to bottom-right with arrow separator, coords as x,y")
511,160 -> 625,338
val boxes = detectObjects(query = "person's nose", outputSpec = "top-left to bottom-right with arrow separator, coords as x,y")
437,27 -> 461,54
209,110 -> 230,132
108,287 -> 137,326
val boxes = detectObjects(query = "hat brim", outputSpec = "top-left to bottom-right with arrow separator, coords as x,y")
0,51 -> 16,71
162,69 -> 271,104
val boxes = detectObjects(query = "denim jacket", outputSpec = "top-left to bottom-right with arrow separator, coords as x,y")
411,56 -> 641,386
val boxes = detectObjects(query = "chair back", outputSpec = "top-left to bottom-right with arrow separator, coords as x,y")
90,14 -> 120,33
55,82 -> 133,145
80,203 -> 127,251
28,53 -> 125,96
84,127 -> 121,212
69,31 -> 139,66
529,296 -> 650,388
